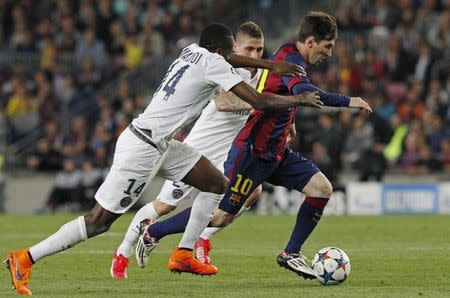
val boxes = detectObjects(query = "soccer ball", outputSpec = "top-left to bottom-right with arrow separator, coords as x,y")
312,247 -> 351,285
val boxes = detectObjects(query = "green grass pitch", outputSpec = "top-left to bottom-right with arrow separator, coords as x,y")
1,214 -> 449,297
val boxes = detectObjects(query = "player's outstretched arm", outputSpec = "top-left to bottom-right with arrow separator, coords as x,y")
228,54 -> 306,77
230,82 -> 323,111
214,90 -> 253,112
348,97 -> 372,115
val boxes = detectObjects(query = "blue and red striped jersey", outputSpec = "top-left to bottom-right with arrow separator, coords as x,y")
234,42 -> 308,160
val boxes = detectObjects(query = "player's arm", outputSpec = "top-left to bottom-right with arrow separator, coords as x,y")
291,82 -> 372,113
214,90 -> 253,112
228,54 -> 306,77
230,81 -> 323,111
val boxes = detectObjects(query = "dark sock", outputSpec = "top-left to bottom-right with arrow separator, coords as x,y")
149,207 -> 192,240
284,197 -> 328,254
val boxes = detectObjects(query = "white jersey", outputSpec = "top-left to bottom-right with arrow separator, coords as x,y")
132,43 -> 243,145
184,68 -> 262,165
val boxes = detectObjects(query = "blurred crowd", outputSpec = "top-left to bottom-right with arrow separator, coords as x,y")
1,0 -> 450,211
0,0 -> 237,212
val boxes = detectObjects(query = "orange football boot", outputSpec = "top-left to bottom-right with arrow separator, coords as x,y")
4,248 -> 33,296
167,247 -> 218,275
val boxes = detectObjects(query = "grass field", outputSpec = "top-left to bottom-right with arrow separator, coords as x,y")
1,214 -> 449,297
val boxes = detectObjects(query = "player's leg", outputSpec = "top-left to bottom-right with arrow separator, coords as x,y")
146,139 -> 225,275
267,150 -> 330,279
132,183 -> 199,270
115,180 -> 192,259
194,185 -> 262,263
170,146 -> 275,274
200,185 -> 262,240
5,126 -> 162,293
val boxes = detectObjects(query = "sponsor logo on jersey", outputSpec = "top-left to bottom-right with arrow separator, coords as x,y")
229,193 -> 242,206
172,189 -> 184,200
120,196 -> 133,207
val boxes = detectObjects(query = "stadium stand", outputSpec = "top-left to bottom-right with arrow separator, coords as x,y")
1,0 -> 450,212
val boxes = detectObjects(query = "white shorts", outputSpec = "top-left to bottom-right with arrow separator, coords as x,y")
158,156 -> 226,206
95,127 -> 202,214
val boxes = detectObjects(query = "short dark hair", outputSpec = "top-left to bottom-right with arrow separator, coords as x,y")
298,11 -> 337,42
236,21 -> 263,39
199,23 -> 234,52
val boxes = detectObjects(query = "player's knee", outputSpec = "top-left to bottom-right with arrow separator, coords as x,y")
207,176 -> 228,194
84,216 -> 112,237
154,200 -> 176,216
316,179 -> 333,198
211,210 -> 234,227
83,204 -> 117,237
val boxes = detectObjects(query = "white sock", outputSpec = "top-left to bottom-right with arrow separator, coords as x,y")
30,216 -> 87,262
179,192 -> 222,249
117,202 -> 159,258
199,206 -> 250,240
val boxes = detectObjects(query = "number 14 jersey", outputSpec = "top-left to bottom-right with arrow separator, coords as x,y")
132,43 -> 243,144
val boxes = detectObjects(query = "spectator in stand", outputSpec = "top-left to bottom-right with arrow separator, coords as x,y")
79,160 -> 105,210
385,35 -> 416,82
42,159 -> 82,213
5,81 -> 39,141
314,113 -> 345,170
76,58 -> 102,94
139,20 -> 165,56
309,141 -> 337,187
140,1 -> 165,28
55,16 -> 80,53
111,80 -> 132,112
39,36 -> 57,71
124,33 -> 144,69
175,13 -> 197,49
341,114 -> 374,170
97,0 -> 118,46
75,28 -> 108,69
427,9 -> 450,51
108,19 -> 127,70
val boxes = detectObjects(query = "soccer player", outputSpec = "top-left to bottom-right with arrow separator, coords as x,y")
160,12 -> 372,278
111,21 -> 271,279
4,23 -> 322,295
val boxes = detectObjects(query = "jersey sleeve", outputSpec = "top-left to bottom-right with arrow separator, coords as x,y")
280,53 -> 310,93
205,55 -> 244,91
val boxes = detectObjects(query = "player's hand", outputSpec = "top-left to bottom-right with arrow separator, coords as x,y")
349,97 -> 372,116
296,91 -> 323,108
271,61 -> 306,77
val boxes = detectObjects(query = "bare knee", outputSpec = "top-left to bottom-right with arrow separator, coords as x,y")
316,179 -> 333,198
206,175 -> 228,194
84,203 -> 120,237
210,209 -> 235,227
153,200 -> 176,216
302,172 -> 333,198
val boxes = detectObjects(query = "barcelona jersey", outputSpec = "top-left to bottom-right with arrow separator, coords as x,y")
234,42 -> 308,160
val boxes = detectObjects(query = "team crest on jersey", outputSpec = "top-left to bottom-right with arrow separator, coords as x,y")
172,189 -> 184,200
229,194 -> 242,206
120,196 -> 133,207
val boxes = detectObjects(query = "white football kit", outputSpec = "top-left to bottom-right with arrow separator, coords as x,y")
158,68 -> 261,206
95,43 -> 243,213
